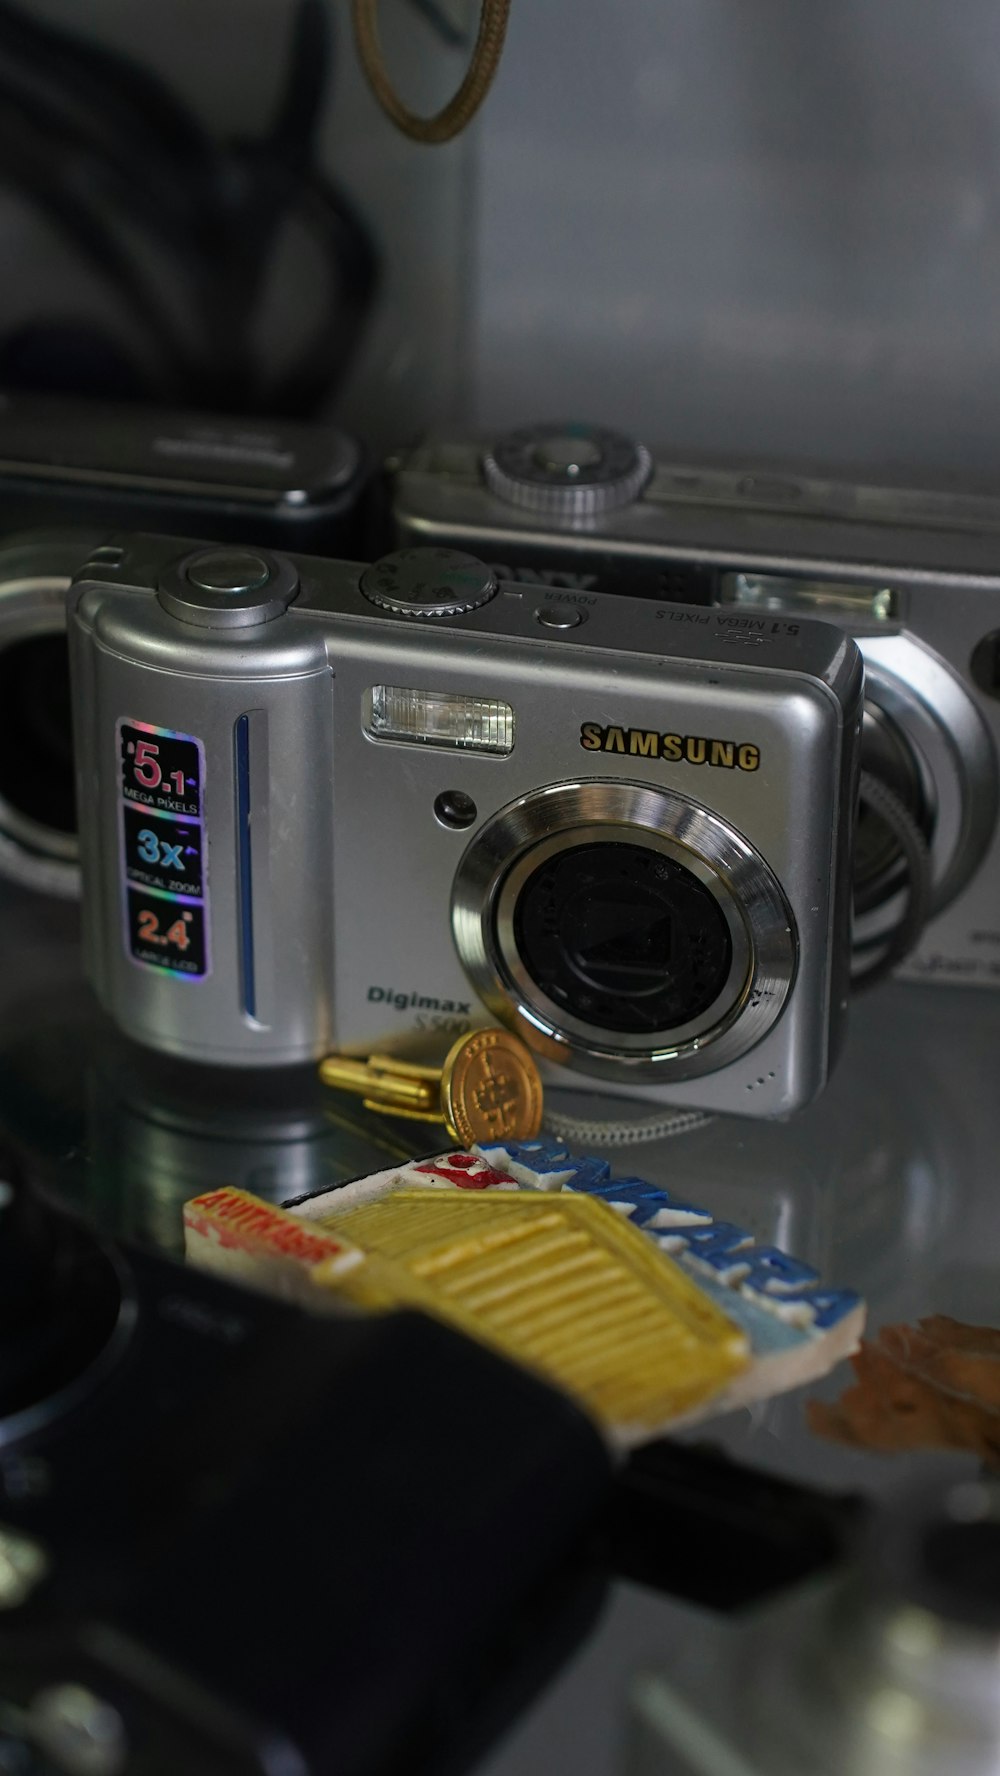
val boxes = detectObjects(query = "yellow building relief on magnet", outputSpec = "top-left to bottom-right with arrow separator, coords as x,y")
185,1179 -> 749,1447
187,1141 -> 866,1445
315,1189 -> 749,1440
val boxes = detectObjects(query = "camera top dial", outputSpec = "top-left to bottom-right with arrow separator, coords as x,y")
481,423 -> 653,520
360,547 -> 498,617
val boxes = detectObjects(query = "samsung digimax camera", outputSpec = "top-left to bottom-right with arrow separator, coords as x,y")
0,391 -> 367,899
391,422 -> 1000,989
67,537 -> 862,1117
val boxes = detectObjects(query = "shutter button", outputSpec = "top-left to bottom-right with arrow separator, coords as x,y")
186,550 -> 272,594
158,546 -> 300,629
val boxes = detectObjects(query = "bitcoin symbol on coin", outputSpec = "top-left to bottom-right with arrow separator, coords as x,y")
472,1068 -> 515,1120
442,1029 -> 544,1146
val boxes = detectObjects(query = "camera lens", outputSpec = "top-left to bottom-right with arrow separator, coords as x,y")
453,783 -> 795,1085
512,841 -> 734,1035
0,634 -> 75,838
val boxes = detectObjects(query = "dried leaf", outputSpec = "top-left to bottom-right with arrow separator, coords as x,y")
808,1315 -> 1000,1467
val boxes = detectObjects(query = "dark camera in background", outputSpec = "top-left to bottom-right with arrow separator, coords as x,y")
0,392 -> 367,897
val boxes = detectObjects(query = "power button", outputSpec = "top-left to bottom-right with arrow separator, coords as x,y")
536,605 -> 585,630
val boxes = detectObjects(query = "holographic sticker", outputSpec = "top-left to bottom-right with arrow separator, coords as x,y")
118,718 -> 210,979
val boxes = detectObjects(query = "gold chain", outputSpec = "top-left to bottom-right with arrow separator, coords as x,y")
351,0 -> 512,144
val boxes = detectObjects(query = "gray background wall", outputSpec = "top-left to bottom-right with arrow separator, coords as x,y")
3,0 -> 475,447
472,1 -> 1000,481
9,2 -> 1000,479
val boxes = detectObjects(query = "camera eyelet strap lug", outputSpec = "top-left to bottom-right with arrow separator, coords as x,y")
351,0 -> 512,143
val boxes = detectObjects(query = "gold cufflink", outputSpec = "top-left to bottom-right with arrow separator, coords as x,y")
319,1027 -> 544,1146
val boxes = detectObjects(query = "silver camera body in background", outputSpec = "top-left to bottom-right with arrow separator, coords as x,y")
68,537 -> 862,1116
391,423 -> 1000,988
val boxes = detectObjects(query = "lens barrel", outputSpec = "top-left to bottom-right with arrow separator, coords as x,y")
452,781 -> 797,1086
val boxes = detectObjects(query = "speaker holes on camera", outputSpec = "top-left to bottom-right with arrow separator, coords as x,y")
434,789 -> 477,831
746,1071 -> 777,1091
970,631 -> 1000,701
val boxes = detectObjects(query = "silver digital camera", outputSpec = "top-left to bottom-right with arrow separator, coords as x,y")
390,422 -> 1000,988
67,537 -> 862,1116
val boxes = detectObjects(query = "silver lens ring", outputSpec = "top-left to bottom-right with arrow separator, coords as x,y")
452,780 -> 797,1084
860,634 -> 998,919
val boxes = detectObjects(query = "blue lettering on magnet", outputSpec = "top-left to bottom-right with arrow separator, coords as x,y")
476,1137 -> 581,1191
555,1154 -> 613,1192
472,1140 -> 862,1338
664,1221 -> 756,1283
477,1137 -> 570,1170
740,1247 -> 821,1296
783,1289 -> 861,1330
585,1180 -> 711,1229
478,1139 -> 613,1195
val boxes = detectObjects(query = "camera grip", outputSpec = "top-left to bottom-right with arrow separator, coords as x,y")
69,581 -> 337,1066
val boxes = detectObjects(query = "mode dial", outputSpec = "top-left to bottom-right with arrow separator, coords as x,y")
361,548 -> 498,618
482,422 -> 653,519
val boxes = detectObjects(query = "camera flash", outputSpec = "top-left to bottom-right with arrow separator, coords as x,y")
366,685 -> 514,754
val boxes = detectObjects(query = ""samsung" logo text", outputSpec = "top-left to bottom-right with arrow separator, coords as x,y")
580,723 -> 760,771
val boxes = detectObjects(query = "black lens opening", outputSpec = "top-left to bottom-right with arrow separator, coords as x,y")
0,635 -> 76,836
512,841 -> 733,1036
